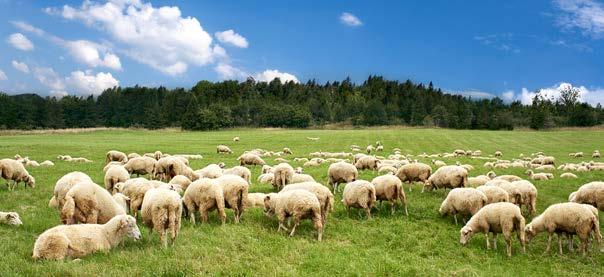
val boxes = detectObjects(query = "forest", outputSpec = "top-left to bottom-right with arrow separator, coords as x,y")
1,76 -> 602,130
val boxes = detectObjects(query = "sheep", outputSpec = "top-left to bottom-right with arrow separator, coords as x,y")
366,145 -> 375,154
283,147 -> 293,155
293,158 -> 309,163
106,150 -> 128,164
223,166 -> 252,184
432,160 -> 447,168
114,178 -> 158,217
217,145 -> 233,154
395,163 -> 432,192
511,180 -> 538,216
169,175 -> 192,191
272,163 -> 295,191
196,163 -> 224,179
112,193 -> 131,214
182,178 -> 226,224
371,174 -> 408,216
49,171 -> 94,209
494,175 -> 523,182
140,188 -> 182,248
238,153 -> 266,166
560,172 -> 578,179
216,175 -> 249,223
264,190 -> 323,241
306,137 -> 320,141
123,157 -> 157,177
494,151 -> 503,157
0,211 -> 22,225
246,193 -> 267,209
342,180 -> 376,219
294,167 -> 303,174
476,185 -> 509,204
354,156 -> 380,171
525,202 -> 602,255
61,181 -> 127,225
376,145 -> 384,152
40,160 -> 54,167
459,202 -> 526,257
424,165 -> 468,193
233,136 -> 240,142
127,152 -> 141,159
327,162 -> 358,192
104,165 -> 130,194
288,173 -> 314,184
103,161 -> 123,173
569,181 -> 604,211
281,182 -> 334,224
257,173 -> 274,184
57,155 -> 72,161
32,215 -> 141,260
468,175 -> 491,187
525,170 -> 550,181
69,157 -> 93,163
485,179 -> 522,205
535,165 -> 555,171
0,158 -> 35,190
593,151 -> 601,158
155,157 -> 198,182
439,188 -> 487,225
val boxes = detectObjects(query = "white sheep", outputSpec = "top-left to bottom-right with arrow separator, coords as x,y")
371,174 -> 408,216
355,156 -> 380,171
49,171 -> 94,209
216,175 -> 249,223
264,190 -> 323,241
223,166 -> 252,184
569,181 -> 604,211
169,175 -> 192,191
560,172 -> 578,179
0,158 -> 35,190
525,170 -> 550,181
290,173 -> 316,184
40,160 -> 54,167
395,163 -> 432,192
106,150 -> 128,164
141,188 -> 182,248
281,182 -> 334,224
124,156 -> 157,177
439,188 -> 487,225
273,163 -> 294,191
196,163 -> 224,179
61,181 -> 127,225
476,184 -> 510,205
238,153 -> 266,166
342,180 -> 376,219
327,162 -> 358,192
485,179 -> 522,205
468,175 -> 491,187
217,145 -> 233,154
104,165 -> 130,194
0,211 -> 22,225
424,165 -> 468,193
511,180 -> 538,216
257,173 -> 274,184
182,178 -> 226,224
246,192 -> 267,209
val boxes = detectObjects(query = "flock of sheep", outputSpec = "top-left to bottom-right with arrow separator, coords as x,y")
0,140 -> 603,261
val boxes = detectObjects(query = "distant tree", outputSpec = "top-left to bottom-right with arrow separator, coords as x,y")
181,95 -> 200,130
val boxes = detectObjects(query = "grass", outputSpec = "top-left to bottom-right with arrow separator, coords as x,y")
0,127 -> 603,276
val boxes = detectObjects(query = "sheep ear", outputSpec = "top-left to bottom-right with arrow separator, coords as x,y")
6,213 -> 15,219
120,217 -> 129,228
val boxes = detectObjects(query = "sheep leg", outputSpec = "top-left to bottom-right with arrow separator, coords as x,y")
485,233 -> 491,249
493,234 -> 497,250
365,207 -> 372,220
278,221 -> 289,232
454,214 -> 458,225
505,236 -> 512,257
390,201 -> 396,215
200,209 -> 209,223
546,233 -> 552,253
160,229 -> 168,248
289,216 -> 301,237
567,234 -> 574,252
408,181 -> 412,192
557,234 -> 564,255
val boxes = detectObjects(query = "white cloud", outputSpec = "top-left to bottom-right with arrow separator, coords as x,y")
554,0 -> 604,38
65,40 -> 122,70
0,70 -> 7,81
503,82 -> 604,106
255,69 -> 299,83
215,30 -> 248,48
50,0 -> 219,75
501,90 -> 515,102
66,70 -> 119,96
11,60 -> 30,74
7,33 -> 34,51
33,67 -> 65,92
215,63 -> 248,80
340,12 -> 363,26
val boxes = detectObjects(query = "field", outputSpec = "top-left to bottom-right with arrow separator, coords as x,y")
0,128 -> 603,276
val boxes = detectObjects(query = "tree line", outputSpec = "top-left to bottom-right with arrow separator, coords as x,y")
1,76 -> 602,130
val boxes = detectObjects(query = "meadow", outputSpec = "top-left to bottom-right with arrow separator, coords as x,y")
0,127 -> 603,276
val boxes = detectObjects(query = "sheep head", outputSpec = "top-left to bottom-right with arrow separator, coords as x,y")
459,226 -> 473,245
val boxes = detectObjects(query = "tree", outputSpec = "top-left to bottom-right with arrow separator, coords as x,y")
181,95 -> 200,130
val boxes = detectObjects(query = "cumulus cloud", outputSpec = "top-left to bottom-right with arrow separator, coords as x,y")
66,70 -> 119,96
501,90 -> 515,102
340,12 -> 363,26
33,67 -> 66,93
553,0 -> 604,38
48,0 -> 220,75
0,70 -> 7,81
215,63 -> 248,80
7,33 -> 34,51
215,30 -> 249,48
503,82 -> 604,106
11,60 -> 30,74
255,69 -> 299,83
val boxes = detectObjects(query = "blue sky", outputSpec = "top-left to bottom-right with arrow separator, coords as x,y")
1,0 -> 603,105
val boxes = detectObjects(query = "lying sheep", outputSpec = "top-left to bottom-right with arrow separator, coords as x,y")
0,158 -> 35,190
476,185 -> 509,204
69,157 -> 93,163
439,188 -> 487,225
371,174 -> 408,216
246,192 -> 267,209
264,190 -> 323,241
281,182 -> 334,224
273,163 -> 294,191
327,162 -> 358,192
223,166 -> 252,184
104,165 -> 130,194
61,181 -> 127,225
49,171 -> 94,209
238,153 -> 266,166
560,172 -> 578,179
424,165 -> 468,193
169,175 -> 192,191
291,173 -> 315,184
40,160 -> 54,167
525,202 -> 602,255
217,145 -> 233,154
124,157 -> 157,177
182,179 -> 226,224
216,175 -> 249,223
460,202 -> 525,257
355,156 -> 380,171
0,211 -> 22,225
569,181 -> 604,211
525,170 -> 550,181
141,188 -> 182,248
32,215 -> 141,260
342,180 -> 376,219
395,163 -> 432,192
106,150 -> 128,164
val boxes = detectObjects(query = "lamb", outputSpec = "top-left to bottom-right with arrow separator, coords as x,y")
32,215 -> 141,260
49,171 -> 94,209
141,188 -> 182,247
476,185 -> 509,204
216,175 -> 249,223
0,158 -> 35,190
439,188 -> 487,225
246,192 -> 267,209
355,156 -> 380,171
272,163 -> 295,191
424,165 -> 468,193
264,190 -> 323,241
182,178 -> 226,224
485,179 -> 522,205
123,157 -> 157,177
104,165 -> 130,194
217,145 -> 233,154
511,180 -> 538,216
525,202 -> 602,255
395,163 -> 432,192
560,172 -> 578,179
238,153 -> 266,166
459,202 -> 526,257
327,162 -> 358,192
281,182 -> 334,224
106,150 -> 128,164
290,173 -> 315,184
569,181 -> 604,211
371,174 -> 408,216
342,180 -> 376,219
196,163 -> 224,179
0,212 -> 22,225
525,170 -> 550,181
40,160 -> 54,167
61,181 -> 127,225
169,175 -> 192,191
223,166 -> 252,184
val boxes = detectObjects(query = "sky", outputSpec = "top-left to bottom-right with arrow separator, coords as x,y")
0,0 -> 603,106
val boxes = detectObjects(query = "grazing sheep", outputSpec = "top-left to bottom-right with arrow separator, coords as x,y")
327,162 -> 358,192
424,165 -> 468,193
395,163 -> 432,192
124,157 -> 157,177
103,161 -> 123,173
127,153 -> 141,159
432,160 -> 447,168
264,190 -> 323,241
216,175 -> 249,223
355,156 -> 380,171
182,178 -> 226,224
196,164 -> 224,179
560,172 -> 578,179
246,192 -> 267,209
49,172 -> 94,209
459,202 -> 526,257
106,150 -> 128,164
476,185 -> 509,204
0,212 -> 22,225
114,179 -> 158,218
593,151 -> 600,158
439,188 -> 487,225
468,175 -> 491,187
371,174 -> 408,216
342,180 -> 376,219
525,202 -> 602,255
156,157 -> 198,182
366,145 -> 375,154
0,158 -> 35,190
281,182 -> 334,224
104,165 -> 130,194
494,151 -> 503,157
40,160 -> 54,167
485,179 -> 522,205
257,173 -> 274,184
112,193 -> 131,215
569,181 -> 604,211
376,145 -> 384,152
61,182 -> 127,225
525,170 -> 550,181
217,145 -> 233,154
223,166 -> 252,184
283,147 -> 293,155
141,188 -> 182,248
291,173 -> 316,184
511,180 -> 538,216
32,215 -> 141,260
238,153 -> 266,166
169,175 -> 192,191
378,165 -> 398,175
273,163 -> 295,191
233,136 -> 240,142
